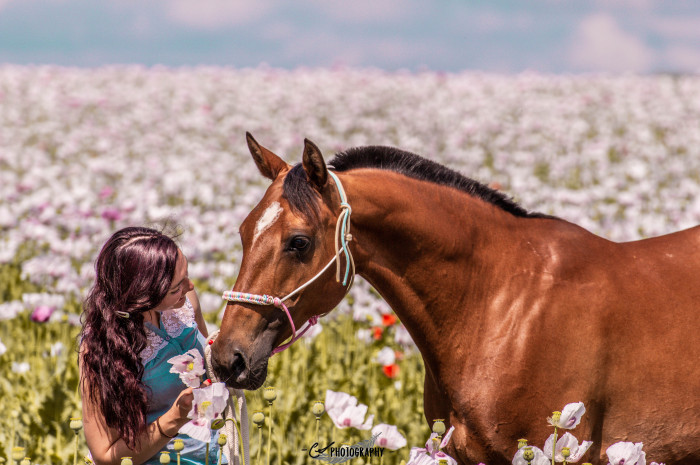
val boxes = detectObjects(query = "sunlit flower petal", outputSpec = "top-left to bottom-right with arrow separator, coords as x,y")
324,389 -> 373,430
372,423 -> 407,450
167,348 -> 205,388
548,402 -> 586,429
180,382 -> 230,442
606,442 -> 646,465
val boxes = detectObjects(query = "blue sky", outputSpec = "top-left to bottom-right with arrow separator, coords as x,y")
0,0 -> 699,73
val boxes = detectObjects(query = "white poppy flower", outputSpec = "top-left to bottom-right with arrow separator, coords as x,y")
606,442 -> 646,465
544,432 -> 593,462
375,347 -> 396,366
324,389 -> 374,430
12,361 -> 30,374
548,402 -> 586,429
372,423 -> 407,450
512,446 -> 549,465
180,382 -> 230,442
167,348 -> 206,388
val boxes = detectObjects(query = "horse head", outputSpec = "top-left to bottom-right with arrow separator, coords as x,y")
211,133 -> 355,389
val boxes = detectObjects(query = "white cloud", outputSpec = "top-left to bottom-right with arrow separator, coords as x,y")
568,13 -> 654,73
663,45 -> 700,73
163,0 -> 280,28
649,17 -> 700,40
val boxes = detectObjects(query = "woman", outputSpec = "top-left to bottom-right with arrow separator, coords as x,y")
80,226 -> 220,465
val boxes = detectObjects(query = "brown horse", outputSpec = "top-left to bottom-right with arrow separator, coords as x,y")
211,133 -> 700,465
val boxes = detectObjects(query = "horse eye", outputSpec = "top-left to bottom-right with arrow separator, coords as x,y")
288,236 -> 311,251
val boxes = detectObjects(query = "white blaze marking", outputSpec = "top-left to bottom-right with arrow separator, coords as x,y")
253,201 -> 283,244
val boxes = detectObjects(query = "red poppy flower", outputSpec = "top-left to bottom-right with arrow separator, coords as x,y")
372,326 -> 384,340
382,364 -> 400,378
381,314 -> 397,326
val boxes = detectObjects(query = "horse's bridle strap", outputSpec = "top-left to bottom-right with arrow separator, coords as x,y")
221,171 -> 354,355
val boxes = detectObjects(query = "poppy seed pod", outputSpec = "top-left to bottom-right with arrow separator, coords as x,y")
522,447 -> 535,462
69,417 -> 83,432
20,458 -> 31,465
561,447 -> 571,459
518,439 -> 528,450
11,448 -> 25,462
252,411 -> 265,427
263,387 -> 277,402
432,419 -> 446,436
173,439 -> 185,452
120,458 -> 133,465
159,452 -> 171,464
311,401 -> 325,418
218,433 -> 228,446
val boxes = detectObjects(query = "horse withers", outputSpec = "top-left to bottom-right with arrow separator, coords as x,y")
211,133 -> 700,465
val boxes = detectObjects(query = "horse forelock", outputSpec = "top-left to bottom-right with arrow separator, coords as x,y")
329,146 -> 553,219
281,163 -> 322,225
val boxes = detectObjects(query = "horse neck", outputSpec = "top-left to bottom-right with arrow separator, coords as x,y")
341,170 -> 548,368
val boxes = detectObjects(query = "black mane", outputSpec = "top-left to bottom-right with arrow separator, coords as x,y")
283,145 -> 551,221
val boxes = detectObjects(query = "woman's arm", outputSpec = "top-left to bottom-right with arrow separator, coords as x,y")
187,289 -> 209,338
80,353 -> 196,465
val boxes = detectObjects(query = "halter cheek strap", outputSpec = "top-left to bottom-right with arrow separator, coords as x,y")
221,171 -> 355,355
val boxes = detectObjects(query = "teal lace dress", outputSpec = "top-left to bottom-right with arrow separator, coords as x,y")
141,298 -> 224,465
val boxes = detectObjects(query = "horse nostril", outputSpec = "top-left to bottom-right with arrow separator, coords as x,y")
230,351 -> 247,380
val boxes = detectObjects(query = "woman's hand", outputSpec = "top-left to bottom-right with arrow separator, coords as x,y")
164,379 -> 213,431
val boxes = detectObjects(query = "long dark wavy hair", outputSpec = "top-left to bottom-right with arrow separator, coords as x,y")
80,226 -> 179,449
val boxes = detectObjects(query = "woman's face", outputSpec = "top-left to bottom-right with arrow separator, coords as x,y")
153,249 -> 193,312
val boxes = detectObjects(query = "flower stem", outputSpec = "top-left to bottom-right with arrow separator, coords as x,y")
206,442 -> 210,465
73,433 -> 79,465
267,402 -> 273,465
551,427 -> 558,465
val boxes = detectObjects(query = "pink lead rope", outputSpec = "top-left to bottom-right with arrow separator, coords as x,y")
221,171 -> 355,356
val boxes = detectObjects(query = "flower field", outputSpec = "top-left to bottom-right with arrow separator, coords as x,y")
1,65 -> 699,464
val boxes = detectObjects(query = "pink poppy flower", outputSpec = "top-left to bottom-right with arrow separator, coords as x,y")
180,382 -> 230,442
167,349 -> 206,388
324,390 -> 374,430
31,305 -> 55,323
371,423 -> 407,450
544,432 -> 593,462
606,442 -> 646,465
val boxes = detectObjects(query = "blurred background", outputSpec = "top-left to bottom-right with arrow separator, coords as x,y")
0,0 -> 699,73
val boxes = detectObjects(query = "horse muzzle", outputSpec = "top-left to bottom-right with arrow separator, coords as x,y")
211,340 -> 269,390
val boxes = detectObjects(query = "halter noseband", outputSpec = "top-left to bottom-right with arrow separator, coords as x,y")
221,171 -> 355,355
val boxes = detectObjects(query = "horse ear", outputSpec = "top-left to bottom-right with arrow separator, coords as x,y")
302,138 -> 328,191
246,132 -> 290,180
